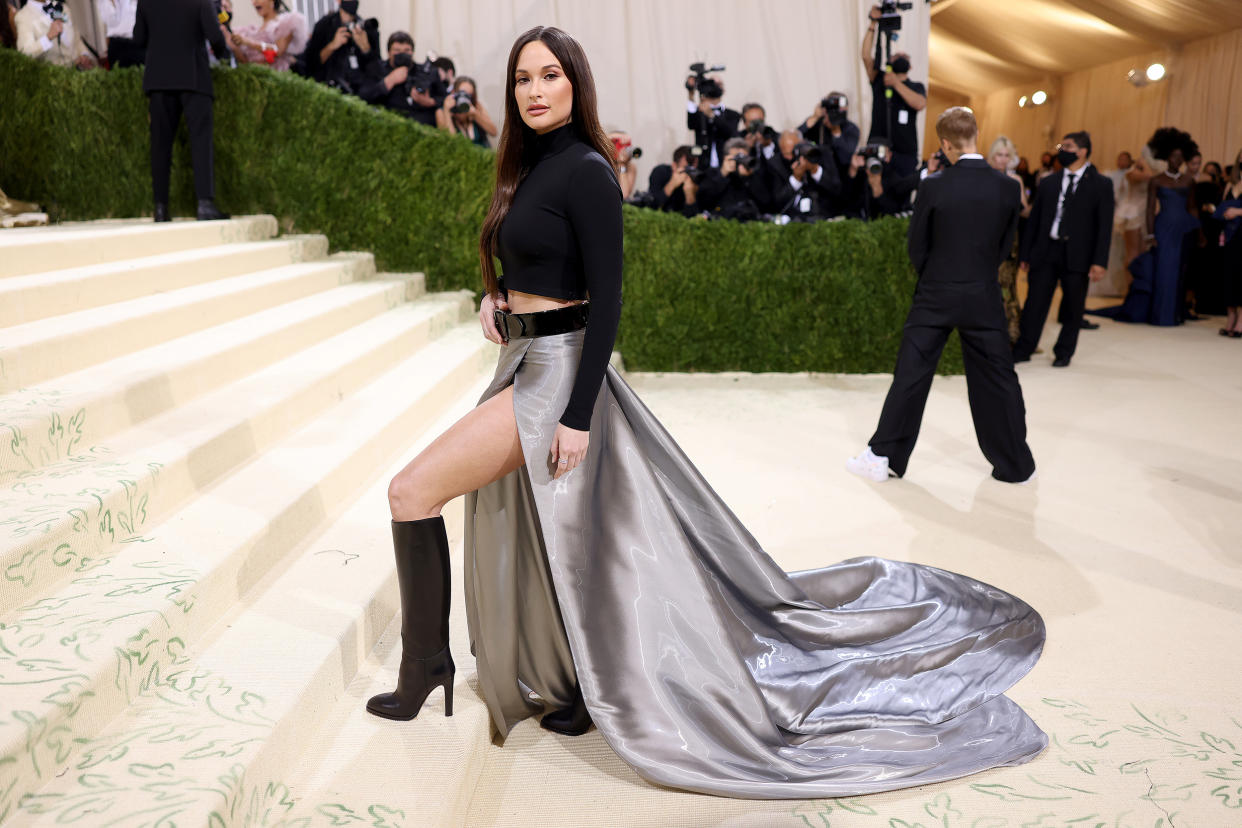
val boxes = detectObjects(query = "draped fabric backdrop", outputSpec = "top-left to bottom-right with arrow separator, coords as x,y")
953,27 -> 1242,170
225,0 -> 931,181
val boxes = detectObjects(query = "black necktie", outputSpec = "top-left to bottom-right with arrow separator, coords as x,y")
1065,172 -> 1079,201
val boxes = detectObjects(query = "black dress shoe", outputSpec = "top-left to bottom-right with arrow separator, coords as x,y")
540,683 -> 592,736
153,203 -> 171,223
1012,353 -> 1031,364
1052,356 -> 1071,367
1080,319 -> 1100,330
196,199 -> 230,221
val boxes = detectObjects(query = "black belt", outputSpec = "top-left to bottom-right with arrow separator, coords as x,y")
494,302 -> 589,344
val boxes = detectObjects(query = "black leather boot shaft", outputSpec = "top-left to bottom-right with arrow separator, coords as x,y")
366,516 -> 455,720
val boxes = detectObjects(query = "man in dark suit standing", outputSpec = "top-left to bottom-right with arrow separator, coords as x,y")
1013,131 -> 1114,367
847,107 -> 1036,484
133,0 -> 229,222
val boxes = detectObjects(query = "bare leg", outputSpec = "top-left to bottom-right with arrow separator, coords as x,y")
388,384 -> 524,520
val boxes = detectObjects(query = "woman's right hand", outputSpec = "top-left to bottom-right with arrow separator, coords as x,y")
479,292 -> 509,344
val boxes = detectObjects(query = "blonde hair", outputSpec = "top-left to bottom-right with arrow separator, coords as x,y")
989,135 -> 1017,160
936,107 -> 977,149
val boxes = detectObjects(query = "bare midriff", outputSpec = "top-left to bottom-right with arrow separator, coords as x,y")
506,289 -> 587,314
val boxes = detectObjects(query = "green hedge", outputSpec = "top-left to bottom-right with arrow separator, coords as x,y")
0,51 -> 961,373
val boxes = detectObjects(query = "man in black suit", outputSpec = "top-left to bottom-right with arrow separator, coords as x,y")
847,107 -> 1036,484
1013,131 -> 1114,367
684,72 -> 740,169
133,0 -> 229,222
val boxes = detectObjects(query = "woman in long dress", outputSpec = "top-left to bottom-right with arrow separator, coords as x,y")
1091,128 -> 1200,326
365,25 -> 1047,799
988,135 -> 1029,343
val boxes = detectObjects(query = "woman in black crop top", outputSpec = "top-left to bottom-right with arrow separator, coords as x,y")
367,26 -> 1047,802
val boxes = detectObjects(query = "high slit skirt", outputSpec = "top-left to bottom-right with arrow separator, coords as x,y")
462,329 -> 1048,799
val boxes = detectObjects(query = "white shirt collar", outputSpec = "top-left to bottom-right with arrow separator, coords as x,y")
958,153 -> 983,160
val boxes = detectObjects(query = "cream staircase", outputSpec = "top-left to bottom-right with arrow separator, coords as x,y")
0,217 -> 500,826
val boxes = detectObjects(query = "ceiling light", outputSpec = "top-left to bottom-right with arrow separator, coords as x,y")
1146,63 -> 1166,82
1032,90 -> 1047,105
1018,95 -> 1028,108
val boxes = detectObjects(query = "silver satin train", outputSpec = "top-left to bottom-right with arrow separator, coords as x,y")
462,329 -> 1047,799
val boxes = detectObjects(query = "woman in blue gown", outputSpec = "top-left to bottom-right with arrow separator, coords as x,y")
1090,128 -> 1199,326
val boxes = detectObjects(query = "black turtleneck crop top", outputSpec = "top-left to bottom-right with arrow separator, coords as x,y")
497,123 -> 623,431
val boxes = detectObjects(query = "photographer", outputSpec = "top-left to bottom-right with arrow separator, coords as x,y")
305,0 -> 378,94
16,0 -> 95,68
842,141 -> 917,219
645,145 -> 702,217
767,129 -> 840,221
608,131 -> 640,200
359,32 -> 445,126
437,75 -> 496,147
800,91 -> 860,173
862,4 -> 926,179
685,67 -> 740,168
697,138 -> 765,222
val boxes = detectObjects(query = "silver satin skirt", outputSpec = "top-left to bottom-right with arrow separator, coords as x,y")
462,329 -> 1047,799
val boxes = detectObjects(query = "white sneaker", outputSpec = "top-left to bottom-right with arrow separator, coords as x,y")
846,447 -> 894,483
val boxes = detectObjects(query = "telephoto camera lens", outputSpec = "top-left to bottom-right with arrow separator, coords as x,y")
451,90 -> 472,114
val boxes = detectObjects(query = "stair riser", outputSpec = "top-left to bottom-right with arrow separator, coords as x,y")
0,237 -> 330,328
0,340 -> 494,819
0,278 -> 421,482
0,296 -> 470,615
0,217 -> 278,279
0,257 -> 375,395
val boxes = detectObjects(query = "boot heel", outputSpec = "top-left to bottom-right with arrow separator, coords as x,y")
443,677 -> 454,717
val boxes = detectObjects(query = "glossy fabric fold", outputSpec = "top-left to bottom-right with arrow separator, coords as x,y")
463,330 -> 1047,798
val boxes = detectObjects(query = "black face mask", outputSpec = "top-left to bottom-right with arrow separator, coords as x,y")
340,0 -> 359,16
1057,149 -> 1079,168
890,57 -> 910,75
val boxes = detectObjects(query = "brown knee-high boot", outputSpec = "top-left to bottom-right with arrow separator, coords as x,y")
366,517 -> 455,719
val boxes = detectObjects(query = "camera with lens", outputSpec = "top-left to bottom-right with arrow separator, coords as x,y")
791,141 -> 823,167
727,151 -> 758,175
450,89 -> 474,114
684,146 -> 708,184
611,136 -> 642,160
859,141 -> 891,174
743,119 -> 778,143
686,62 -> 726,100
877,0 -> 913,33
402,55 -> 438,95
821,93 -> 848,127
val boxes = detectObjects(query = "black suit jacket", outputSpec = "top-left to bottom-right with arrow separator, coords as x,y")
133,0 -> 227,97
907,158 -> 1021,285
687,106 -> 741,168
1019,164 -> 1115,272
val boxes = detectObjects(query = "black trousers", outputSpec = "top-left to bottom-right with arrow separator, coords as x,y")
869,281 -> 1036,483
148,90 -> 215,204
1014,241 -> 1085,362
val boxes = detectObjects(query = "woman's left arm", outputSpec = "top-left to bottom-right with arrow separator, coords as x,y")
549,154 -> 623,479
473,101 -> 499,137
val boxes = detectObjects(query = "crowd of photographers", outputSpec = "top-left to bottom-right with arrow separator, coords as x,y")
3,0 -> 497,146
629,3 -> 924,224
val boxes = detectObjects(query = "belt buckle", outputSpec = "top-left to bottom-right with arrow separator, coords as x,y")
493,308 -> 509,344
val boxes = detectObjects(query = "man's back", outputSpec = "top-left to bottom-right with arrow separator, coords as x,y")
908,158 -> 1020,285
134,0 -> 226,96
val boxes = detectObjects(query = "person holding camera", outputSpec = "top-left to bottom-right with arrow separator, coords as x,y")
16,0 -> 95,68
437,75 -> 497,147
862,5 -> 926,179
607,131 -> 640,199
305,0 -> 378,94
848,107 -> 1035,485
646,145 -> 702,216
842,141 -> 917,219
359,32 -> 446,126
766,130 -> 840,221
697,137 -> 765,221
801,92 -> 860,173
685,69 -> 740,169
133,0 -> 230,222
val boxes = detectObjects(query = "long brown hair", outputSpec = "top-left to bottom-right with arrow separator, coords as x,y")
478,26 -> 617,296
